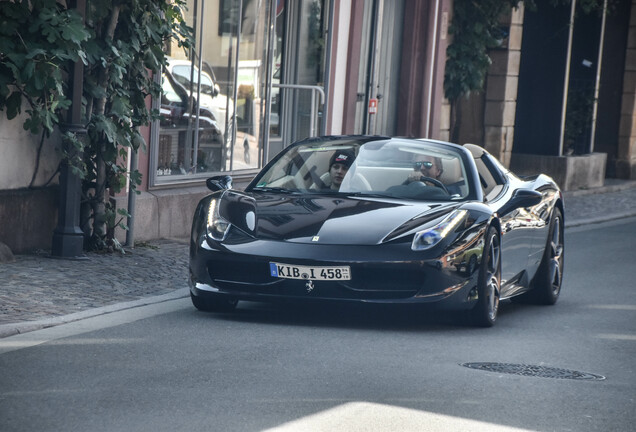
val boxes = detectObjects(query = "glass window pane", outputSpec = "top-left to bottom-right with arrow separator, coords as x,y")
154,0 -> 271,185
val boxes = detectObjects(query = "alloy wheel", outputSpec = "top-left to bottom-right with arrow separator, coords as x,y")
485,232 -> 501,321
548,215 -> 564,296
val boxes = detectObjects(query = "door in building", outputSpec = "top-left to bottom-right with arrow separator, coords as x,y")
267,0 -> 328,159
353,0 -> 404,136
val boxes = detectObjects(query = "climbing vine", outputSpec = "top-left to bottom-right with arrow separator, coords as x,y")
444,0 -> 523,103
444,0 -> 611,143
0,0 -> 193,252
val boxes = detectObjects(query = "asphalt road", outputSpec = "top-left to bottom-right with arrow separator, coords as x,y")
1,218 -> 635,432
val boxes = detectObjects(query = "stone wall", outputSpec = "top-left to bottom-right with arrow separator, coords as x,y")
0,187 -> 59,253
483,4 -> 524,167
0,114 -> 60,190
439,5 -> 524,166
510,152 -> 607,191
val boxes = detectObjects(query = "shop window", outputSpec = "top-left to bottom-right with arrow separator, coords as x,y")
151,0 -> 270,186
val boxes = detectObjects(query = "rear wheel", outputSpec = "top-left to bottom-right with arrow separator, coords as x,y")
471,226 -> 501,327
191,292 -> 238,312
529,207 -> 564,305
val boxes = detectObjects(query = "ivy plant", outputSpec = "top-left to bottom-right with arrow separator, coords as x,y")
80,0 -> 192,251
0,0 -> 90,185
444,0 -> 524,102
0,0 -> 193,252
444,0 -> 612,144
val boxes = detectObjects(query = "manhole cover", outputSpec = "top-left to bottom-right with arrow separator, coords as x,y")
461,362 -> 605,381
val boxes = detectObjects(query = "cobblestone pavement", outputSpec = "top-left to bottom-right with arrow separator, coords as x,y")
0,239 -> 188,334
564,179 -> 636,226
1,181 -> 636,337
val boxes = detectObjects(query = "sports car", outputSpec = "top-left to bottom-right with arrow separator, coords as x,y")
189,136 -> 564,326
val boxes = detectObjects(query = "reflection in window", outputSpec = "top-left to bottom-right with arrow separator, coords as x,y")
154,0 -> 268,184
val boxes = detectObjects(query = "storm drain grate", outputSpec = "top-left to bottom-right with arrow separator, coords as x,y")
461,362 -> 606,381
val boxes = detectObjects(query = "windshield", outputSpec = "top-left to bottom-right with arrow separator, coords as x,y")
250,137 -> 471,201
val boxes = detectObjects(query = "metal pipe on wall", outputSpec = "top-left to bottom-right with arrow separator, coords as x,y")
192,0 -> 206,172
425,0 -> 441,139
229,0 -> 244,172
261,0 -> 277,163
364,0 -> 383,135
589,0 -> 608,154
125,147 -> 137,248
559,0 -> 577,156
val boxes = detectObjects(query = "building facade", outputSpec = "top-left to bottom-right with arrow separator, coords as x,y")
2,0 -> 636,254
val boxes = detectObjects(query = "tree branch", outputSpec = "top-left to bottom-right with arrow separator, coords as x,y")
28,130 -> 47,188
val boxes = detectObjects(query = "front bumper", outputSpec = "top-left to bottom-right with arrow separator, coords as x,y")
189,235 -> 479,310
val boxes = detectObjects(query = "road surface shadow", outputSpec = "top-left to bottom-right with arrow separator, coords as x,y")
190,299 -> 526,332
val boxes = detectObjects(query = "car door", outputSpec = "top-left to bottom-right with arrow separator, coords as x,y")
479,154 -> 535,292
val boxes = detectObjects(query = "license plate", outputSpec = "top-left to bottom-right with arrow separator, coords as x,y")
269,262 -> 351,281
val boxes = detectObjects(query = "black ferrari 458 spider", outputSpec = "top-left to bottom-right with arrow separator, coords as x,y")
189,136 -> 564,326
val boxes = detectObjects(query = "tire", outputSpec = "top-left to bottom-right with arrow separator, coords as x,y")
467,254 -> 478,275
209,144 -> 223,172
471,226 -> 501,327
243,137 -> 250,164
191,292 -> 238,312
529,207 -> 564,305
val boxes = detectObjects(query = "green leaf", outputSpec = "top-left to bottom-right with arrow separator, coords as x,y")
6,91 -> 22,120
60,20 -> 90,42
110,95 -> 130,118
117,208 -> 131,217
25,49 -> 47,60
93,115 -> 119,144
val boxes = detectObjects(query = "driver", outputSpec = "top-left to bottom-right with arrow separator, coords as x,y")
406,155 -> 443,184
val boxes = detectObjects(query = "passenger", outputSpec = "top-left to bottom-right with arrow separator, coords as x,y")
328,149 -> 355,190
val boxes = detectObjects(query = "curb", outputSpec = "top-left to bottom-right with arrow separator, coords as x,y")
564,211 -> 636,228
563,180 -> 636,197
0,288 -> 189,339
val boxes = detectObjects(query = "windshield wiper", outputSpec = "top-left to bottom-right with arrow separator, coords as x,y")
344,191 -> 390,199
251,186 -> 296,194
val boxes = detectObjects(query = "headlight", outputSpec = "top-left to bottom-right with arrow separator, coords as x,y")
411,210 -> 467,251
207,198 -> 231,241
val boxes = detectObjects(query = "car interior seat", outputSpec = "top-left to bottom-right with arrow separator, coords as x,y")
440,157 -> 462,185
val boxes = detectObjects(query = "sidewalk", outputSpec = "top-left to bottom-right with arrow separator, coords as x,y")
0,239 -> 190,337
2,180 -> 636,338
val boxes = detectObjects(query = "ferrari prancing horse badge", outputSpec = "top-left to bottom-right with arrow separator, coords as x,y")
305,280 -> 314,293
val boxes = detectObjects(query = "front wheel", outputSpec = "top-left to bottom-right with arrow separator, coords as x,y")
470,226 -> 501,327
191,292 -> 238,312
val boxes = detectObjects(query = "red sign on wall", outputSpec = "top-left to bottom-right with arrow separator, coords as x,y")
368,98 -> 378,114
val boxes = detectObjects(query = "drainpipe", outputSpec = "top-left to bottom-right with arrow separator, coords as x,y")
262,0 -> 277,163
425,0 -> 441,138
192,0 -> 205,173
229,0 -> 244,171
589,0 -> 608,154
365,0 -> 383,135
559,0 -> 577,156
124,147 -> 137,248
51,0 -> 86,258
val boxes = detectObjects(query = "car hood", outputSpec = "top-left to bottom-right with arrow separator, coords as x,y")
218,191 -> 459,245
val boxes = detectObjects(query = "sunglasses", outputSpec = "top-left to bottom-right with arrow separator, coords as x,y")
414,161 -> 434,170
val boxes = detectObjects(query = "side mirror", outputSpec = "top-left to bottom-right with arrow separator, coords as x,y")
213,83 -> 220,97
499,189 -> 542,215
206,175 -> 232,192
511,189 -> 543,208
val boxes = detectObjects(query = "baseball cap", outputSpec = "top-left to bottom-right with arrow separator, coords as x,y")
329,150 -> 355,169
